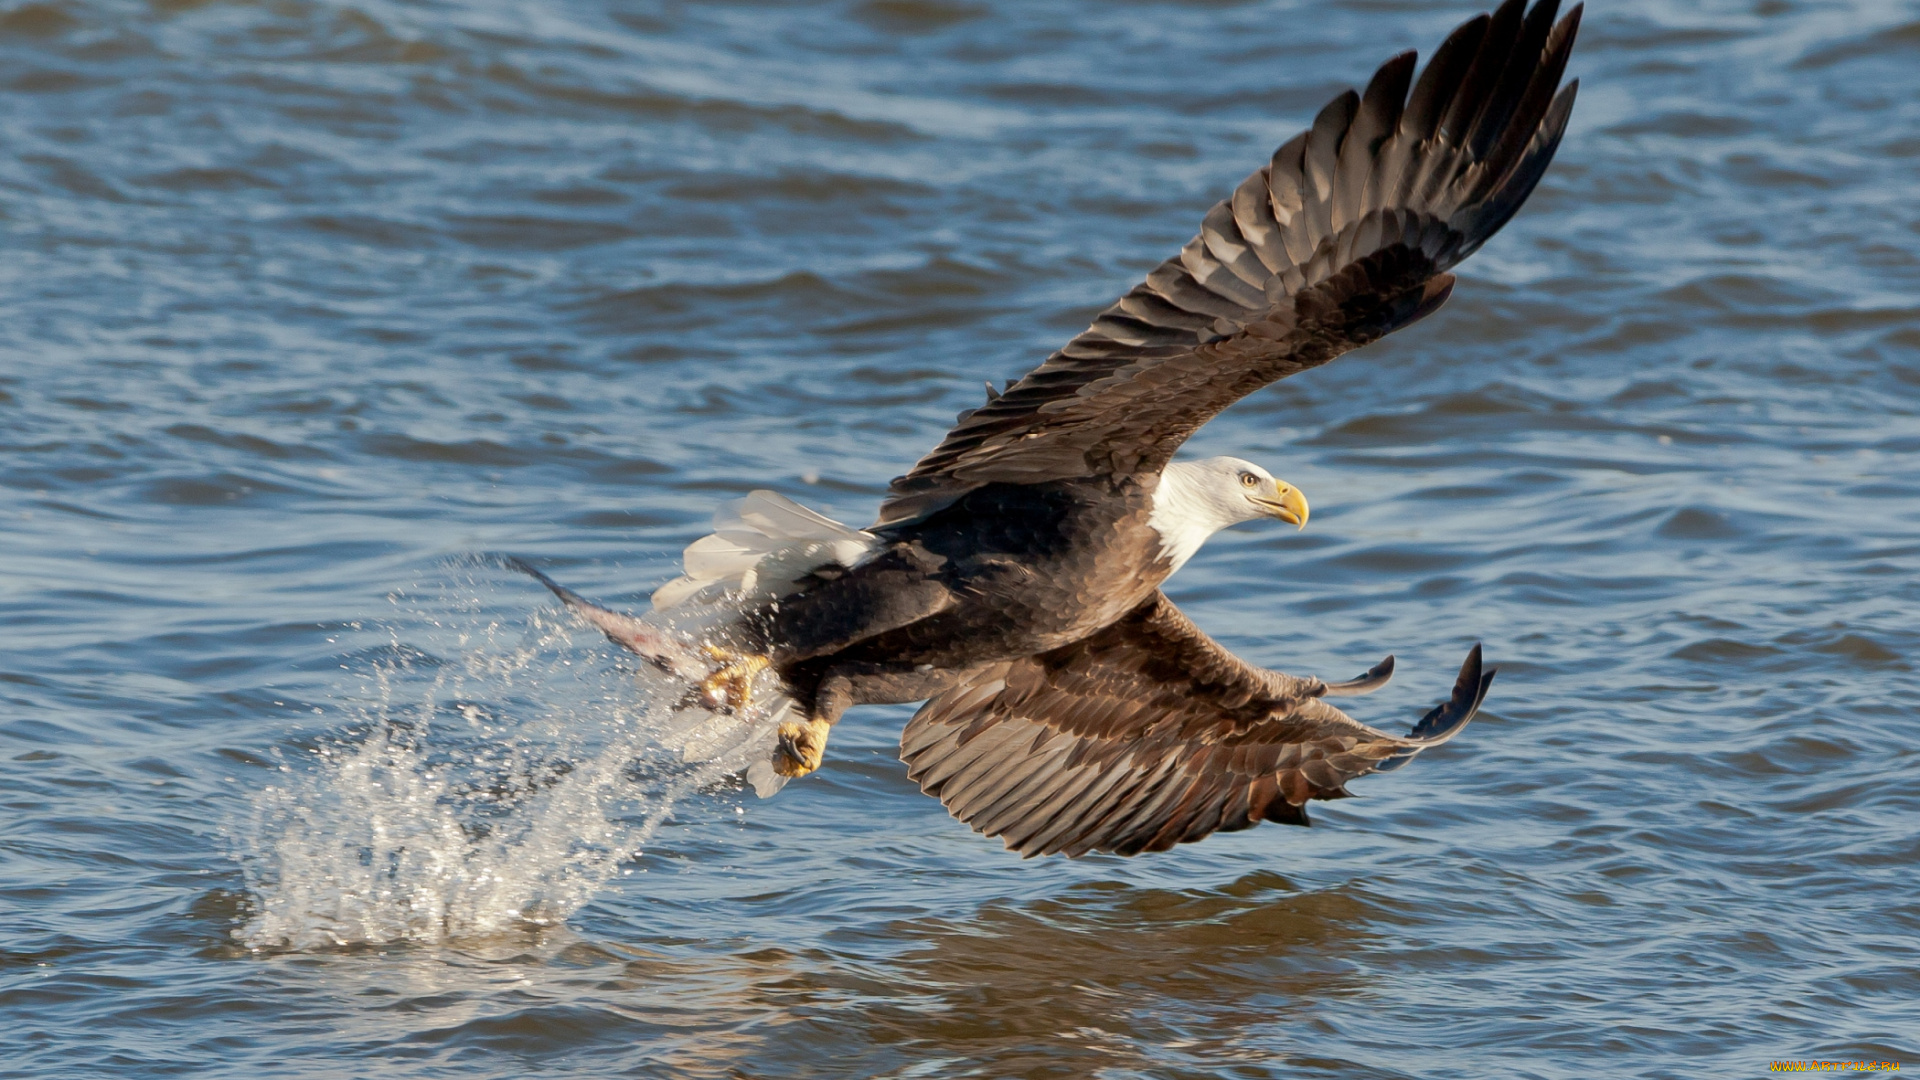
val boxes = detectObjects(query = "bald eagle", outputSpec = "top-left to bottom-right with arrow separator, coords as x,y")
515,1 -> 1580,857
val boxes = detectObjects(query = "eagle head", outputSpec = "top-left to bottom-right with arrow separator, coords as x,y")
1149,456 -> 1310,572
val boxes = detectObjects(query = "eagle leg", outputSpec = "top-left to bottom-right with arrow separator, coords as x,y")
774,716 -> 832,777
698,645 -> 772,711
770,661 -> 968,780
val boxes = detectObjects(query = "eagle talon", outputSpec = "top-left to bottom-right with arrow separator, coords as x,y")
774,718 -> 831,777
699,645 -> 772,711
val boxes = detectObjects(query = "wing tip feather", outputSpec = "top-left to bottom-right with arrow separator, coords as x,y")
1374,644 -> 1495,774
878,4 -> 1578,512
1323,653 -> 1396,696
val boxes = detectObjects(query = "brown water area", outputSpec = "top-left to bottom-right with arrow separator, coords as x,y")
2,0 -> 1917,1076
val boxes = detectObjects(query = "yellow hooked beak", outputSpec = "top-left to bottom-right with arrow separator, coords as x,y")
1254,480 -> 1310,529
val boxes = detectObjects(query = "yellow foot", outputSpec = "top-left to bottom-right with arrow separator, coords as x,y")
774,717 -> 832,777
699,644 -> 771,711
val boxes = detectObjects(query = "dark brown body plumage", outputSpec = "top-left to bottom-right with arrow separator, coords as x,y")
887,480 -> 1172,657
760,477 -> 1173,708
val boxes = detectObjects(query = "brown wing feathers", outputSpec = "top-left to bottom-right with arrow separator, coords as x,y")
899,596 -> 1495,857
877,1 -> 1579,528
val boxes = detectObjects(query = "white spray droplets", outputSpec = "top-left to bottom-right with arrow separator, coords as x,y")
232,567 -> 775,951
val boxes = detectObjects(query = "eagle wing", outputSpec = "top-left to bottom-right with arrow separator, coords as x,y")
899,592 -> 1493,857
877,0 -> 1579,527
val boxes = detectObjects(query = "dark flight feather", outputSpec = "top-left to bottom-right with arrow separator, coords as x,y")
900,593 -> 1494,857
877,1 -> 1581,528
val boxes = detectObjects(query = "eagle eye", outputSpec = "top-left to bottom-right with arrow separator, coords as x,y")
1240,473 -> 1258,487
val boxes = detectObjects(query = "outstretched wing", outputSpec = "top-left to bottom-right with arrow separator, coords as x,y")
898,593 -> 1493,857
878,0 -> 1580,527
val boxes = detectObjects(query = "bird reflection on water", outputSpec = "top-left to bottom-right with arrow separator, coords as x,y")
277,872 -> 1382,1076
863,876 -> 1376,1061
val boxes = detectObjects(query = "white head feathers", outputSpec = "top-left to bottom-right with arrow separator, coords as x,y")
1147,456 -> 1309,574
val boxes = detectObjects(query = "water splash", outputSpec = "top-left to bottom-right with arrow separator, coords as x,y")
234,565 -> 776,950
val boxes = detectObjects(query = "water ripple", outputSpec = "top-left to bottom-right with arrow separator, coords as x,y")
4,0 -> 1920,1076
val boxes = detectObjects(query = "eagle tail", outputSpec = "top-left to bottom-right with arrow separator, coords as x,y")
651,490 -> 878,611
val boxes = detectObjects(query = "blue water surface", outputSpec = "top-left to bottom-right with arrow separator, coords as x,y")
3,0 -> 1918,1076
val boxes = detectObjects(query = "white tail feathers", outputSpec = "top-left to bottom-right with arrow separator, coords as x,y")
652,490 -> 877,611
657,698 -> 798,798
